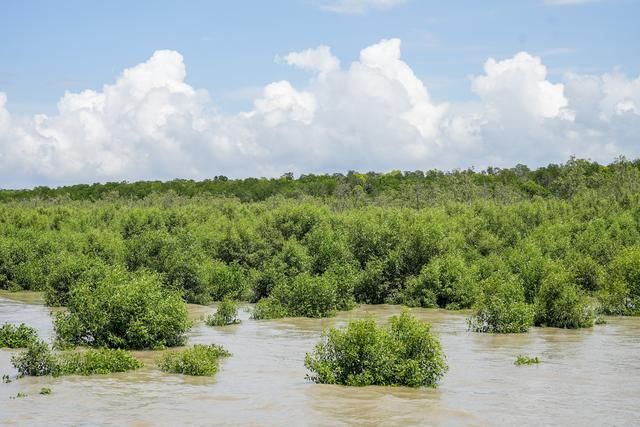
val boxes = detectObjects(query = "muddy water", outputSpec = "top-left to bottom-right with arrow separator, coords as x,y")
1,295 -> 639,426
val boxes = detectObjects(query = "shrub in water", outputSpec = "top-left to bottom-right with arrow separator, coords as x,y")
305,309 -> 447,387
514,355 -> 540,366
54,267 -> 191,349
206,299 -> 241,326
0,323 -> 39,348
534,271 -> 594,328
11,340 -> 57,377
159,344 -> 231,376
11,341 -> 143,377
252,271 -> 344,319
251,297 -> 289,320
39,387 -> 52,395
55,348 -> 143,375
468,275 -> 534,333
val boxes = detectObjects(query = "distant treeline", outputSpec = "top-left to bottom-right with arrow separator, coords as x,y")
2,157 -> 640,204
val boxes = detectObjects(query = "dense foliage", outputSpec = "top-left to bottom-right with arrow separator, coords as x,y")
158,344 -> 231,376
305,310 -> 447,387
0,323 -> 39,348
206,299 -> 241,326
468,275 -> 535,333
54,267 -> 190,349
1,158 -> 640,332
11,340 -> 143,377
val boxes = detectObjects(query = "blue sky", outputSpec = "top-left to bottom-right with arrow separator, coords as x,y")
0,0 -> 639,187
2,0 -> 638,114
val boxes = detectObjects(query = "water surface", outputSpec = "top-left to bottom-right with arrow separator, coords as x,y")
1,295 -> 639,426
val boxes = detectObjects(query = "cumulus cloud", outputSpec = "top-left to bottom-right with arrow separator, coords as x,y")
471,52 -> 570,120
321,0 -> 406,14
283,45 -> 340,77
0,39 -> 639,188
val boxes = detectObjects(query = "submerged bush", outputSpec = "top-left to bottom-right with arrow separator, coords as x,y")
11,340 -> 57,377
534,272 -> 595,328
54,267 -> 190,349
159,344 -> 231,376
0,323 -> 39,348
253,270 -> 350,319
514,355 -> 540,365
206,299 -> 240,326
251,297 -> 289,320
305,309 -> 447,388
11,340 -> 143,377
468,275 -> 534,333
55,348 -> 143,375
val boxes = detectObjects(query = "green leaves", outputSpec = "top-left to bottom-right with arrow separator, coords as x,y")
54,267 -> 191,350
11,340 -> 143,377
159,344 -> 231,376
206,299 -> 241,326
0,323 -> 39,348
305,309 -> 448,388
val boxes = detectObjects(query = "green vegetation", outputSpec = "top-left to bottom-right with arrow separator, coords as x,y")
158,344 -> 231,376
305,309 -> 447,387
54,267 -> 190,349
468,275 -> 535,333
55,349 -> 143,375
39,387 -> 52,395
11,340 -> 58,377
534,270 -> 595,329
206,299 -> 241,326
0,323 -> 38,348
1,158 -> 640,331
11,340 -> 143,377
514,355 -> 540,366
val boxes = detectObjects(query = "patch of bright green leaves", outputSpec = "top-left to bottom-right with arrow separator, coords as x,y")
158,344 -> 231,376
305,309 -> 447,387
0,323 -> 39,348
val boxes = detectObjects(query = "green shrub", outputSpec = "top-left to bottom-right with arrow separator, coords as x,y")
514,355 -> 540,366
55,348 -> 143,375
305,309 -> 447,387
412,254 -> 479,309
609,246 -> 640,314
54,267 -> 191,349
469,275 -> 534,333
534,271 -> 595,328
11,340 -> 57,377
39,387 -> 52,395
206,299 -> 240,326
0,323 -> 39,348
251,297 -> 289,320
11,341 -> 143,377
44,254 -> 108,306
252,270 -> 348,319
159,344 -> 231,376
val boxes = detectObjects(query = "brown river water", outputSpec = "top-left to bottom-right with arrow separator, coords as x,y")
1,292 -> 639,426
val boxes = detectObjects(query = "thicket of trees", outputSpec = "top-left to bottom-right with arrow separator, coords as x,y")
1,158 -> 639,343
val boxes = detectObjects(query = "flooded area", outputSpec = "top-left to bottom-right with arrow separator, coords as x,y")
1,293 -> 639,426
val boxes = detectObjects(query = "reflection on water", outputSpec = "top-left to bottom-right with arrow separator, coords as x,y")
1,296 -> 639,426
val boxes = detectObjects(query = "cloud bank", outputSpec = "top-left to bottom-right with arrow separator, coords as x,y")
0,39 -> 639,187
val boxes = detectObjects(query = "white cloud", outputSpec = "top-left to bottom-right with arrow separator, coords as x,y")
472,52 -> 570,120
321,0 -> 406,14
283,45 -> 340,77
0,40 -> 639,188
